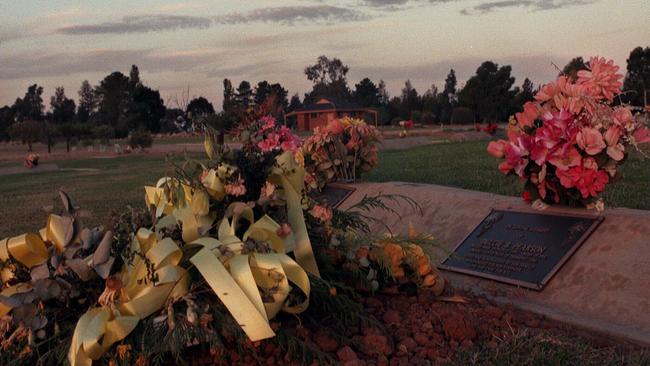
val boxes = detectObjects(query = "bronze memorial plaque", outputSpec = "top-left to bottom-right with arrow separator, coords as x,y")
439,209 -> 603,290
311,183 -> 356,209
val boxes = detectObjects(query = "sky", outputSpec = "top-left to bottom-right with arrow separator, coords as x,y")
0,0 -> 648,110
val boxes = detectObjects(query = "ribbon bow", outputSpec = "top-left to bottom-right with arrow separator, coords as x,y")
189,202 -> 310,341
69,228 -> 189,366
0,214 -> 77,316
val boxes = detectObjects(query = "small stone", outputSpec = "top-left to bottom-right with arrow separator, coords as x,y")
337,346 -> 358,362
443,314 -> 477,342
413,332 -> 429,346
366,298 -> 383,308
360,334 -> 392,356
383,310 -> 401,324
484,306 -> 504,318
314,331 -> 339,352
398,337 -> 417,353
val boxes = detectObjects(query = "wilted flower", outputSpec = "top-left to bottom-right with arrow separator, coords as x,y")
276,223 -> 292,238
310,204 -> 333,222
225,176 -> 246,197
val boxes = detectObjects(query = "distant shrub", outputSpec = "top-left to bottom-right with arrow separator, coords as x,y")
410,110 -> 422,123
128,130 -> 153,149
421,111 -> 435,124
93,125 -> 114,145
450,107 -> 475,124
391,117 -> 402,126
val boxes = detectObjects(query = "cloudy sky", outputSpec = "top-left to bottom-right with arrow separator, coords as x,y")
1,0 -> 648,109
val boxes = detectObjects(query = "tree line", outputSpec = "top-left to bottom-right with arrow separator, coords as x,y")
1,47 -> 648,151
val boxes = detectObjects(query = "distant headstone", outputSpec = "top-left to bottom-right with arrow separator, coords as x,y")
440,209 -> 603,290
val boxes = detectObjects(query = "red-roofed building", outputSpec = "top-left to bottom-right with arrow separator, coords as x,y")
286,98 -> 378,131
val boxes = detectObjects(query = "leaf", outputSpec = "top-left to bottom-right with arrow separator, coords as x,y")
59,190 -> 76,215
66,258 -> 92,281
0,295 -> 22,309
30,262 -> 50,281
92,231 -> 113,265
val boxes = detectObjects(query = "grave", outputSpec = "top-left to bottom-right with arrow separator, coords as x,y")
338,181 -> 650,346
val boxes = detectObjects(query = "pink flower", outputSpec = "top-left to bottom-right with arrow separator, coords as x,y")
583,157 -> 598,170
604,126 -> 624,161
612,106 -> 633,127
278,126 -> 301,152
310,204 -> 333,222
260,116 -> 277,132
225,177 -> 246,196
258,133 -> 280,152
276,223 -> 292,238
487,140 -> 507,158
515,102 -> 539,128
327,119 -> 344,135
500,135 -> 532,176
548,144 -> 582,171
259,181 -> 276,200
536,76 -> 567,104
577,127 -> 606,155
557,165 -> 609,199
576,57 -> 623,101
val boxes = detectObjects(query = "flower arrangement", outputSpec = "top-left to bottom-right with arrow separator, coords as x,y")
398,120 -> 414,138
23,153 -> 39,168
488,57 -> 650,208
476,122 -> 498,135
0,108 -> 444,365
303,117 -> 380,191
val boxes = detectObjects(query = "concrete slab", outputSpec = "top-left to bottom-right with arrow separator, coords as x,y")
338,182 -> 650,346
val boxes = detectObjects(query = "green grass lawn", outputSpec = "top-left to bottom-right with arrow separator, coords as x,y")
363,140 -> 650,210
0,153 -> 203,238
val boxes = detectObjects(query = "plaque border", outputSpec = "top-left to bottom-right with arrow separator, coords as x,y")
312,182 -> 356,209
438,208 -> 604,291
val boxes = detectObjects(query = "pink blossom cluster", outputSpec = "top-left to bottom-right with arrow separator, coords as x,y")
488,57 -> 650,206
255,116 -> 301,153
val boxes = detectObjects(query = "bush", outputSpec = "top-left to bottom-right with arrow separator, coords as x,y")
410,110 -> 422,123
391,117 -> 402,126
128,130 -> 153,149
450,107 -> 475,124
93,125 -> 115,145
421,111 -> 435,124
9,120 -> 41,151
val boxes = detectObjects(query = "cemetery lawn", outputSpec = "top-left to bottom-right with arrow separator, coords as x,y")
364,140 -> 650,211
0,153 -> 205,237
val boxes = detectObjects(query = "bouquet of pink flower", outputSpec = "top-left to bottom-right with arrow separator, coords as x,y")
303,117 -> 380,190
398,120 -> 415,138
488,57 -> 650,208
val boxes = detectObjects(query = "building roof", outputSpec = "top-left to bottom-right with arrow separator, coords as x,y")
293,98 -> 368,113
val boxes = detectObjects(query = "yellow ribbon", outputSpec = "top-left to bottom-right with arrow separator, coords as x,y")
0,214 -> 74,316
270,151 -> 320,277
68,228 -> 189,366
189,203 -> 310,342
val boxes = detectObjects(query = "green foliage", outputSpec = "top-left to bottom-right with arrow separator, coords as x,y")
450,106 -> 475,124
186,96 -> 215,117
562,56 -> 588,81
128,129 -> 154,149
333,193 -> 421,236
623,46 -> 650,107
93,124 -> 115,144
458,61 -> 516,122
8,119 -> 41,151
410,110 -> 422,123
